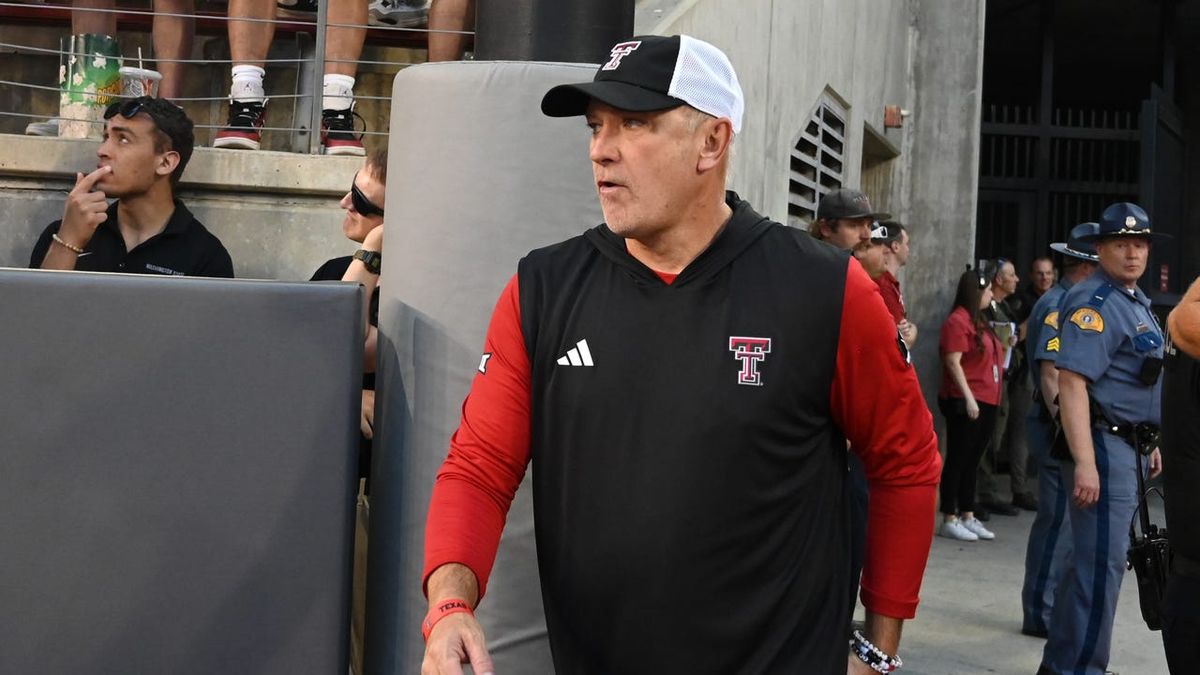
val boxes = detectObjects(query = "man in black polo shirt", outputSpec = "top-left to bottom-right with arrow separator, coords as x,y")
1162,275 -> 1200,673
30,97 -> 233,277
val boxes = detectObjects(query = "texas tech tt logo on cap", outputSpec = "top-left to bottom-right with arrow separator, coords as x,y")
729,336 -> 771,386
603,41 -> 641,70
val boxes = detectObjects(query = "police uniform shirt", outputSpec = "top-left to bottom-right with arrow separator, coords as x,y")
30,200 -> 234,278
1026,279 -> 1073,396
1054,268 -> 1163,426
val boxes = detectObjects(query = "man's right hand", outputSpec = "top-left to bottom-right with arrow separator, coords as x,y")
59,167 -> 112,247
421,612 -> 494,675
1073,461 -> 1100,508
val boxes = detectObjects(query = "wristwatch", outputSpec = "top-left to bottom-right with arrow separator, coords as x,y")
353,248 -> 382,275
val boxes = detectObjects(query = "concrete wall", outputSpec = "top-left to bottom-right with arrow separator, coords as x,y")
648,0 -> 986,403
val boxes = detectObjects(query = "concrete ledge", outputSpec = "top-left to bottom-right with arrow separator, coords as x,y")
0,133 -> 361,197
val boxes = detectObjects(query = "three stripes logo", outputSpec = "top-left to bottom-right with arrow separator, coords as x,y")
556,339 -> 594,367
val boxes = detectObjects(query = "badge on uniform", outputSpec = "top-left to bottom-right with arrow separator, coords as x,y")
1046,336 -> 1060,352
1069,307 -> 1105,333
1044,310 -> 1059,329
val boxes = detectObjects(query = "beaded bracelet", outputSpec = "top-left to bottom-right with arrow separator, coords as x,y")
421,598 -> 474,641
51,233 -> 86,255
850,629 -> 903,673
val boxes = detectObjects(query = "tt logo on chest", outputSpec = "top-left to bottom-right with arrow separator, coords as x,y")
729,336 -> 772,386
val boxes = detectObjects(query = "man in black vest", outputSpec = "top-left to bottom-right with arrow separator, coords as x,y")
419,35 -> 941,675
30,97 -> 233,277
1162,275 -> 1200,673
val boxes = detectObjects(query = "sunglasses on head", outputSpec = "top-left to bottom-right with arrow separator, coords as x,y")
103,96 -> 182,123
869,221 -> 887,240
350,173 -> 384,217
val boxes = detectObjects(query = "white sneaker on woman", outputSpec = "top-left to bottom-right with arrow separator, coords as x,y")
961,517 -> 995,540
939,519 -> 979,541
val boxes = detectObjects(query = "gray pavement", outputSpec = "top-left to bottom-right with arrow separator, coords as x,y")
891,502 -> 1169,675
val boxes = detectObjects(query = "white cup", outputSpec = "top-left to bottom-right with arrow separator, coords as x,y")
119,66 -> 163,99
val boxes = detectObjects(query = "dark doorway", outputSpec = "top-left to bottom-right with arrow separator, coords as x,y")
979,0 -> 1198,296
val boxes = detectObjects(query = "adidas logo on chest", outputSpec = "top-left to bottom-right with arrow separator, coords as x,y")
556,339 -> 594,367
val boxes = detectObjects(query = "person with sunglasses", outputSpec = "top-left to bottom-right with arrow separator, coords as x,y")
310,148 -> 387,476
30,97 -> 233,278
975,257 -> 1025,520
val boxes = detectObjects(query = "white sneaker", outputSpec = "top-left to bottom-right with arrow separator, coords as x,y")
961,517 -> 995,540
25,118 -> 60,136
939,519 -> 979,541
368,0 -> 429,27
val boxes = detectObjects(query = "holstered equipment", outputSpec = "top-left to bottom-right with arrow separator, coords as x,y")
1126,425 -> 1171,631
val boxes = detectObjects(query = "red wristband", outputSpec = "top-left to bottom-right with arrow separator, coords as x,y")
422,598 -> 474,641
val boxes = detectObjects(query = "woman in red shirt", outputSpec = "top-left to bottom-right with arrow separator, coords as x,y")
938,268 -> 1005,541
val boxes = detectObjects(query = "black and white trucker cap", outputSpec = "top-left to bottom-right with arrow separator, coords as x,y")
541,35 -> 745,134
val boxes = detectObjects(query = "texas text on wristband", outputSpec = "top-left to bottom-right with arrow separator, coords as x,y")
421,598 -> 473,641
850,629 -> 903,673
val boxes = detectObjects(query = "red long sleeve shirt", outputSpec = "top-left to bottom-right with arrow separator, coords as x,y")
425,260 -> 941,619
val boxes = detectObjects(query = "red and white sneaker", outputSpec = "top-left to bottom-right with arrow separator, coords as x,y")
213,99 -> 266,150
321,107 -> 366,156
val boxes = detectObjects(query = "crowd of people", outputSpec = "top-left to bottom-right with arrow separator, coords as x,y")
20,29 -> 1200,675
28,0 -> 476,155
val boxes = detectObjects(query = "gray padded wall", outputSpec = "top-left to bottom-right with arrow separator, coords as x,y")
0,269 -> 363,674
368,61 -> 603,673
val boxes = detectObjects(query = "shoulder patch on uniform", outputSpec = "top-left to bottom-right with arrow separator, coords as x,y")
1046,336 -> 1060,352
1044,310 -> 1059,329
1069,307 -> 1105,333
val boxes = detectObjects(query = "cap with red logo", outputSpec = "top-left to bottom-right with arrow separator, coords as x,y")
541,35 -> 744,134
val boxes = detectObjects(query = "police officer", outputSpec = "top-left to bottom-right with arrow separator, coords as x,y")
1037,204 -> 1165,675
1019,223 -> 1099,638
1161,275 -> 1200,673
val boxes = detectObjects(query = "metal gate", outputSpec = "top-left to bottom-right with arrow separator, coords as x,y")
976,103 -> 1140,272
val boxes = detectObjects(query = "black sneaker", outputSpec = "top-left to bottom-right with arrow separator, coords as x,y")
214,99 -> 266,150
276,0 -> 317,18
321,108 -> 366,156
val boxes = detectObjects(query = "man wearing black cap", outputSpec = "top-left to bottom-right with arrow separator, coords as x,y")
1162,275 -> 1200,673
1038,203 -> 1165,675
811,187 -> 892,252
1019,223 -> 1099,639
419,35 -> 940,675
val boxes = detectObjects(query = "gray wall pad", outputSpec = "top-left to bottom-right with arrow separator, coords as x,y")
367,61 -> 603,674
0,268 -> 363,675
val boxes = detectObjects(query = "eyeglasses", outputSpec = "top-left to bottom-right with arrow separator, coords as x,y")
103,96 -> 182,123
349,173 -> 385,217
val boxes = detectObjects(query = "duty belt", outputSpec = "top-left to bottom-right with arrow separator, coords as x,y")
1090,401 -> 1160,456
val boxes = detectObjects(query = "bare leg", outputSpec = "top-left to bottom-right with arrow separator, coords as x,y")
228,0 -> 276,67
325,0 -> 366,77
153,0 -> 195,100
427,0 -> 473,62
72,0 -> 117,36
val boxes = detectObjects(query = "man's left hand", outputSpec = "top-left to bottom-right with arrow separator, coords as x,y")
1148,448 -> 1162,479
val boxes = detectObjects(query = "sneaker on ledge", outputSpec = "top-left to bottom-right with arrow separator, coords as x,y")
321,108 -> 365,156
25,118 -> 60,136
276,0 -> 317,18
213,99 -> 266,150
368,0 -> 430,27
